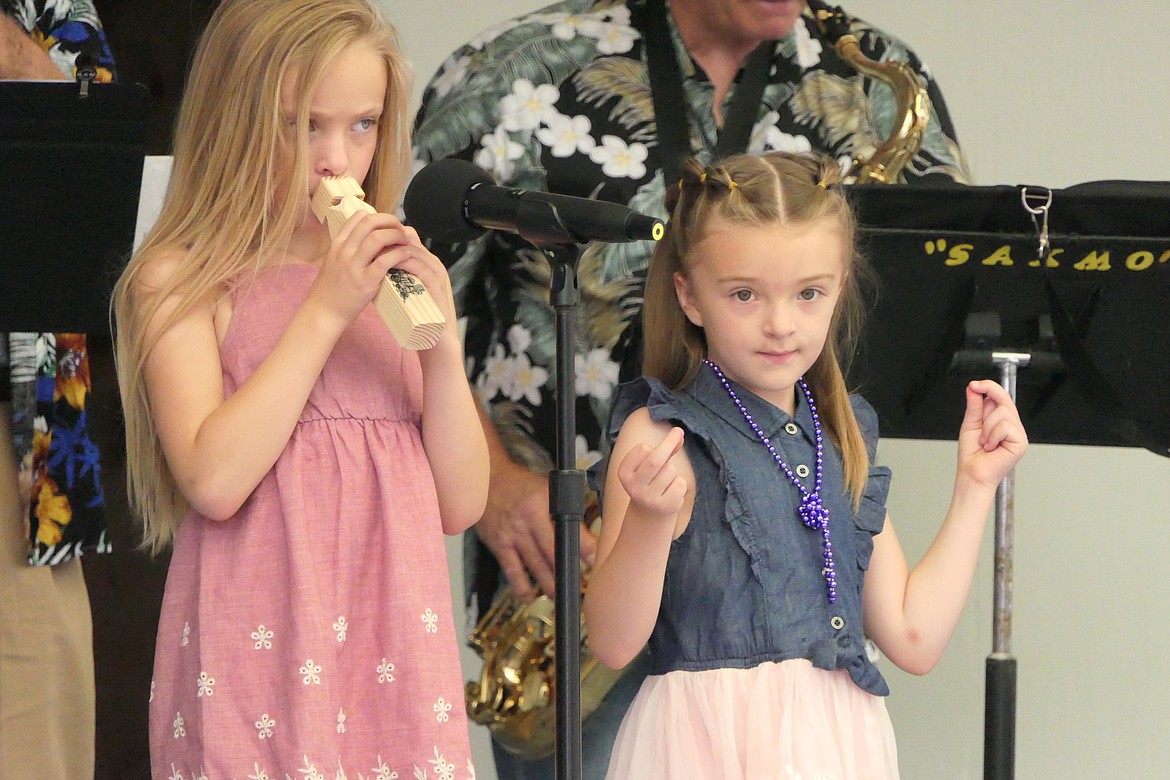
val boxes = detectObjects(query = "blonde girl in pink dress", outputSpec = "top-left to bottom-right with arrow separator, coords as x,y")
584,152 -> 1029,779
112,1 -> 488,777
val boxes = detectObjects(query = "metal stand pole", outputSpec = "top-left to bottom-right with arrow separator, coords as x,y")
984,351 -> 1028,780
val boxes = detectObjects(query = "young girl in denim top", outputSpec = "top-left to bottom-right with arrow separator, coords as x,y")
584,151 -> 1028,779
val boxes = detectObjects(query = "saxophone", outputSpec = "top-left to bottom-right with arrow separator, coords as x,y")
465,501 -> 627,760
807,0 -> 931,184
464,3 -> 932,758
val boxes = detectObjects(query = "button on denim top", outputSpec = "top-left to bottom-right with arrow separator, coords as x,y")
607,368 -> 893,696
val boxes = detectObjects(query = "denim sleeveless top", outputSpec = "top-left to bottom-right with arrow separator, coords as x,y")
607,369 -> 893,696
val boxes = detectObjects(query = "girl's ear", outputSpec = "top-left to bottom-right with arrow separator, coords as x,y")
674,272 -> 702,328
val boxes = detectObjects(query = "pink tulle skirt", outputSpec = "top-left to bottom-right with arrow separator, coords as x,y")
605,659 -> 899,780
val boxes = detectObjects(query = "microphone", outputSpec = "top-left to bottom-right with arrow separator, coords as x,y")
403,158 -> 665,246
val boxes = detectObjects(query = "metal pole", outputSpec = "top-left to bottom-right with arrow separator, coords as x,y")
984,351 -> 1028,780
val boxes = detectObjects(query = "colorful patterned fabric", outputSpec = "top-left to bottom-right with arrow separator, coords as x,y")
2,0 -> 114,565
411,0 -> 969,610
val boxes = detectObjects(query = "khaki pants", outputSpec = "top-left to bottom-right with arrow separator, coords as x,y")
0,403 -> 95,779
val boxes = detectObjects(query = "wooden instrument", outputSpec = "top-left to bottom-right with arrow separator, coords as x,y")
311,175 -> 445,350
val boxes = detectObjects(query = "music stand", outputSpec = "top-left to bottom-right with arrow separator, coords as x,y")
1,80 -> 150,333
846,180 -> 1170,780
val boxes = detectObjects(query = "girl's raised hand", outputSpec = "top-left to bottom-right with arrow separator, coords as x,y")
956,380 -> 1029,489
617,426 -> 687,520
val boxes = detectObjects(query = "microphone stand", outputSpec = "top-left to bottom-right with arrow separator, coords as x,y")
512,199 -> 587,780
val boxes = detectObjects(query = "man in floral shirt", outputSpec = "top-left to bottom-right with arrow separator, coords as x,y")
0,1 -> 115,777
412,1 -> 968,776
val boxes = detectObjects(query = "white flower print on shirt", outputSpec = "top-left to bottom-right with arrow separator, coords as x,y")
421,608 -> 439,634
500,79 -> 560,132
196,671 -> 215,697
173,712 -> 186,739
475,126 -> 524,181
299,659 -> 322,685
377,658 -> 397,684
168,764 -> 184,780
589,136 -> 648,179
508,353 -> 548,405
256,713 -> 275,740
432,54 -> 471,98
333,616 -> 348,643
793,18 -> 825,69
575,348 -> 619,401
337,707 -> 347,734
251,625 -> 273,650
247,763 -> 270,780
433,697 -> 453,723
192,770 -> 208,780
181,621 -> 190,647
478,344 -> 517,402
749,112 -> 815,156
586,19 -> 638,55
575,435 -> 602,471
537,112 -> 597,158
506,324 -> 532,355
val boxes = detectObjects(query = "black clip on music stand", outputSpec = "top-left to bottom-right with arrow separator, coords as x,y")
1,79 -> 149,334
504,199 -> 592,780
847,179 -> 1170,780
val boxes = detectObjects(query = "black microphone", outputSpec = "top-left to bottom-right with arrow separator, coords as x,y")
403,158 -> 665,246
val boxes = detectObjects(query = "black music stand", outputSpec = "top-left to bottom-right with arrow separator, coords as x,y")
846,180 -> 1170,780
1,80 -> 149,333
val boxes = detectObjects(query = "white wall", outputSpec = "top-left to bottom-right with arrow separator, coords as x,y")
378,2 -> 1170,777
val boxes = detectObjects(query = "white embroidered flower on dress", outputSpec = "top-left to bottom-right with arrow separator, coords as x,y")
372,755 -> 398,780
421,608 -> 439,634
181,621 -> 190,647
173,712 -> 186,738
168,764 -> 184,780
193,770 -> 208,780
333,616 -> 348,643
299,659 -> 323,685
196,671 -> 215,697
251,625 -> 273,650
428,746 -> 456,780
256,713 -> 275,739
589,136 -> 648,179
433,697 -> 453,723
377,658 -> 396,684
247,763 -> 270,780
295,755 -> 325,779
337,707 -> 346,734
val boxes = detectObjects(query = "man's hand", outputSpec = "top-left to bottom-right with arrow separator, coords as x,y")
476,457 -> 598,602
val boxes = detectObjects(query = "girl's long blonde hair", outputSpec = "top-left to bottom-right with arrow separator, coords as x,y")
111,0 -> 412,555
642,151 -> 873,506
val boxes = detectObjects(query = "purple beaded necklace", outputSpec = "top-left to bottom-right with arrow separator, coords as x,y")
704,360 -> 837,603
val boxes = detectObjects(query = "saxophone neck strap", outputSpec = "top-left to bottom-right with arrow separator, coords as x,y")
632,0 -> 781,185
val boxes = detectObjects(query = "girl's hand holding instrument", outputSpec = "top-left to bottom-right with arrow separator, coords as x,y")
311,175 -> 445,350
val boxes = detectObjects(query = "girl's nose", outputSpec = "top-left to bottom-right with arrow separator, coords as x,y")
314,133 -> 349,178
764,302 -> 795,337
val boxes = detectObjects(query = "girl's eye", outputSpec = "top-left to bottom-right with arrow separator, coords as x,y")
354,118 -> 377,132
733,289 -> 754,302
799,288 -> 821,301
